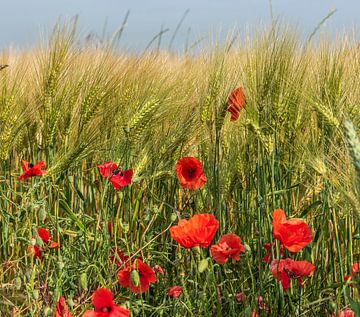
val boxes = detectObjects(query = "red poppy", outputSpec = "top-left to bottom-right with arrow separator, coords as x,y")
262,243 -> 284,263
117,258 -> 157,294
28,228 -> 58,259
175,157 -> 207,190
18,160 -> 46,180
256,296 -> 268,312
109,169 -> 133,190
331,308 -> 355,317
210,233 -> 245,265
98,161 -> 118,178
170,213 -> 219,248
37,228 -> 59,249
83,288 -> 130,317
344,262 -> 360,287
227,87 -> 246,121
270,258 -> 315,291
98,161 -> 133,190
55,296 -> 72,317
235,292 -> 246,303
28,244 -> 42,259
272,209 -> 312,253
110,248 -> 129,268
168,286 -> 182,298
153,265 -> 165,275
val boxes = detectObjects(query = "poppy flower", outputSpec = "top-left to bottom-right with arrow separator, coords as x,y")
109,169 -> 133,190
344,262 -> 360,287
83,288 -> 130,317
153,265 -> 165,275
110,248 -> 129,268
272,209 -> 312,253
55,296 -> 72,317
262,243 -> 284,263
168,286 -> 182,298
235,292 -> 246,303
98,161 -> 133,190
270,258 -> 315,291
175,157 -> 207,190
227,87 -> 246,121
256,296 -> 268,312
37,228 -> 59,249
170,213 -> 219,248
117,258 -> 157,294
18,160 -> 46,180
28,244 -> 42,259
331,308 -> 355,317
210,233 -> 245,265
28,228 -> 58,259
98,161 -> 118,178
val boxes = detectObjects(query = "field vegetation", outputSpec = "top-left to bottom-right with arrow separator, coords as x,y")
0,21 -> 360,316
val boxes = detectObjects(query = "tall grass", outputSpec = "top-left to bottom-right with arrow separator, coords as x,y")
0,22 -> 360,316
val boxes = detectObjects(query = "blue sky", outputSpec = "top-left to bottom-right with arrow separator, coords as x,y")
1,0 -> 359,51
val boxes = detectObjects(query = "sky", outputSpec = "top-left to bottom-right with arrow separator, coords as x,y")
0,0 -> 359,52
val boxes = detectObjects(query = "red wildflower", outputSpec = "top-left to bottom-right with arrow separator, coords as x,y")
98,161 -> 133,190
262,243 -> 285,263
210,233 -> 245,265
175,157 -> 207,190
170,213 -> 219,248
98,161 -> 118,178
344,262 -> 360,287
153,265 -> 165,275
28,228 -> 58,259
110,248 -> 129,268
83,288 -> 129,317
351,262 -> 360,275
18,160 -> 46,180
235,292 -> 246,303
251,312 -> 259,317
55,296 -> 72,317
256,296 -> 268,312
117,259 -> 157,294
272,209 -> 312,253
37,228 -> 59,249
270,258 -> 315,291
109,169 -> 133,190
331,308 -> 355,317
28,244 -> 42,259
227,87 -> 246,121
168,286 -> 182,298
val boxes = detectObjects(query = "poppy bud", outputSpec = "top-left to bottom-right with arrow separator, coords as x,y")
15,277 -> 21,290
32,289 -> 39,300
198,258 -> 209,273
39,208 -> 47,222
43,307 -> 52,316
131,270 -> 140,287
80,272 -> 88,291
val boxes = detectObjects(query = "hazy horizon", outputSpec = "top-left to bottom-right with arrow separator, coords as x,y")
1,0 -> 360,52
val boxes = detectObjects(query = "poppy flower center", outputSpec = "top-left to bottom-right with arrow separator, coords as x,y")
29,163 -> 34,168
285,269 -> 298,279
101,306 -> 112,313
187,168 -> 195,178
112,169 -> 124,176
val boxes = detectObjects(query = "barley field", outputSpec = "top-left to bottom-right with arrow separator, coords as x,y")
0,22 -> 360,316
